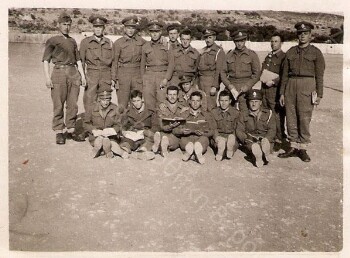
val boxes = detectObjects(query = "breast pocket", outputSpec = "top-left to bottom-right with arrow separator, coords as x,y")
287,55 -> 298,73
241,57 -> 252,73
102,44 -> 112,60
226,57 -> 236,74
303,54 -> 316,74
88,46 -> 100,60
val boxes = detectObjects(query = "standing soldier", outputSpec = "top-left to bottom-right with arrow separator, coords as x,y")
80,16 -> 114,117
166,24 -> 181,50
220,29 -> 261,113
112,16 -> 146,108
141,20 -> 174,110
198,28 -> 225,111
236,89 -> 276,168
42,12 -> 86,144
278,22 -> 325,162
260,33 -> 286,151
169,28 -> 200,87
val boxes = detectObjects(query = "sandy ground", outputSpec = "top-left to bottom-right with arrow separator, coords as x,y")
8,43 -> 343,252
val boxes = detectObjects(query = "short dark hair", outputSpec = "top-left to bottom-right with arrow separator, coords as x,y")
130,89 -> 143,99
167,24 -> 179,32
166,85 -> 180,94
190,91 -> 202,100
271,32 -> 284,42
180,28 -> 192,37
218,89 -> 232,99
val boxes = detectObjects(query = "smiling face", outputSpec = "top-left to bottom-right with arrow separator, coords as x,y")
58,21 -> 71,35
99,97 -> 111,109
181,81 -> 192,93
166,90 -> 179,104
190,95 -> 202,111
219,95 -> 231,110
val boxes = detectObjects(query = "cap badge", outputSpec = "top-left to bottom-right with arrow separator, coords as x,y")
238,32 -> 242,36
253,91 -> 257,97
301,24 -> 306,29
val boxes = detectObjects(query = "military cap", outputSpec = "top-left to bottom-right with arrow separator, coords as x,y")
89,16 -> 107,26
294,21 -> 314,32
122,16 -> 139,27
246,89 -> 263,100
178,75 -> 194,85
97,88 -> 112,99
231,30 -> 248,41
166,23 -> 180,32
148,20 -> 163,31
202,28 -> 217,37
58,12 -> 72,23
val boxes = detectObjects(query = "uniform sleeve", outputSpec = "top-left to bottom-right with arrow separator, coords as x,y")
203,113 -> 216,138
265,110 -> 276,143
247,51 -> 261,88
74,40 -> 81,61
165,49 -> 175,81
111,41 -> 121,81
42,38 -> 55,62
220,53 -> 231,88
279,53 -> 290,96
79,39 -> 87,68
213,48 -> 225,89
201,91 -> 208,112
236,113 -> 247,143
315,48 -> 326,98
140,46 -> 146,78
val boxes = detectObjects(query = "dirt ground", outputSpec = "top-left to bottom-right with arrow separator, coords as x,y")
8,43 -> 343,252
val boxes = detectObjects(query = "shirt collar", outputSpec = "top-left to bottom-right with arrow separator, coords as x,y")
190,108 -> 202,117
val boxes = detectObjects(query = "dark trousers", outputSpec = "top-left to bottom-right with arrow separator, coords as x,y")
117,67 -> 142,108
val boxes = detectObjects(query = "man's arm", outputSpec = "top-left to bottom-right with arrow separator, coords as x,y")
43,61 -> 53,89
76,60 -> 86,87
111,41 -> 121,82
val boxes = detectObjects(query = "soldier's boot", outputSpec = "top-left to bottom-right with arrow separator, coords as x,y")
261,137 -> 271,162
92,136 -> 103,158
251,143 -> 263,168
215,137 -> 225,161
299,149 -> 311,162
56,132 -> 66,145
161,135 -> 170,157
278,147 -> 299,158
226,134 -> 236,159
152,132 -> 161,153
102,138 -> 114,158
111,141 -> 129,159
136,151 -> 155,161
182,142 -> 194,161
194,142 -> 205,164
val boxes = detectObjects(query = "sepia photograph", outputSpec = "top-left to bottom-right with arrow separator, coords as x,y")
2,0 -> 348,257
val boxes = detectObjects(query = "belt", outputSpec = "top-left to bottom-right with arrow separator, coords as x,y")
87,66 -> 111,71
54,63 -> 76,69
118,63 -> 140,68
146,65 -> 168,72
199,70 -> 215,76
289,75 -> 314,78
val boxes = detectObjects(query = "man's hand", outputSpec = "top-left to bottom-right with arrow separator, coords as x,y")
210,87 -> 217,96
279,95 -> 285,107
112,80 -> 119,90
265,81 -> 274,87
45,78 -> 53,89
160,78 -> 168,90
313,97 -> 322,106
194,130 -> 203,136
111,80 -> 116,89
81,76 -> 87,88
169,121 -> 181,128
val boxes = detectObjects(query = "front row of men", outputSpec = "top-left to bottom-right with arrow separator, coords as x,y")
86,83 -> 275,168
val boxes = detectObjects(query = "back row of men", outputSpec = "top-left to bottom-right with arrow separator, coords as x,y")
42,12 -> 325,166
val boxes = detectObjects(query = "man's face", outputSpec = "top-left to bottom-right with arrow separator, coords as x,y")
124,26 -> 136,37
58,21 -> 71,35
297,31 -> 312,45
270,36 -> 282,52
190,95 -> 202,111
219,95 -> 231,110
150,30 -> 162,42
93,25 -> 105,37
249,100 -> 262,112
181,82 -> 192,93
166,90 -> 178,104
234,39 -> 246,50
131,96 -> 143,110
99,97 -> 111,109
168,29 -> 179,42
204,35 -> 216,47
180,34 -> 191,49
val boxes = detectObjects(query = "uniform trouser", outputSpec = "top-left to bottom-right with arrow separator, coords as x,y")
284,77 -> 316,149
160,132 -> 180,150
51,66 -> 81,131
262,84 -> 286,141
120,137 -> 153,152
88,134 -> 119,146
198,75 -> 218,111
116,66 -> 143,108
84,69 -> 112,114
179,135 -> 209,154
211,133 -> 239,152
227,78 -> 252,113
142,70 -> 167,110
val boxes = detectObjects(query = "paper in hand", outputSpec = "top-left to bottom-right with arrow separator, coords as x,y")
260,69 -> 279,83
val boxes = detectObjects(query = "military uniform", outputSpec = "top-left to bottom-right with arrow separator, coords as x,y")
279,22 -> 325,155
178,87 -> 208,112
221,31 -> 261,113
261,49 -> 286,141
112,17 -> 146,108
141,21 -> 174,109
42,13 -> 82,134
198,29 -> 225,110
166,24 -> 181,51
120,105 -> 158,152
79,16 -> 113,114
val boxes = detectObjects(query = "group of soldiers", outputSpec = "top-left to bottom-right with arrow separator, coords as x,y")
42,12 -> 325,167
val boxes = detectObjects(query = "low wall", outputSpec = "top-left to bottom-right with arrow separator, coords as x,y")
9,32 -> 343,55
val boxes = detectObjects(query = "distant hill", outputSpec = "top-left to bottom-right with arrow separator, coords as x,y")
8,8 -> 344,43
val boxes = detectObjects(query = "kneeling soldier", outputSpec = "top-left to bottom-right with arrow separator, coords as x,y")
236,89 -> 276,167
173,91 -> 216,164
178,75 -> 208,111
211,89 -> 240,161
153,85 -> 185,157
84,88 -> 128,159
120,90 -> 158,160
